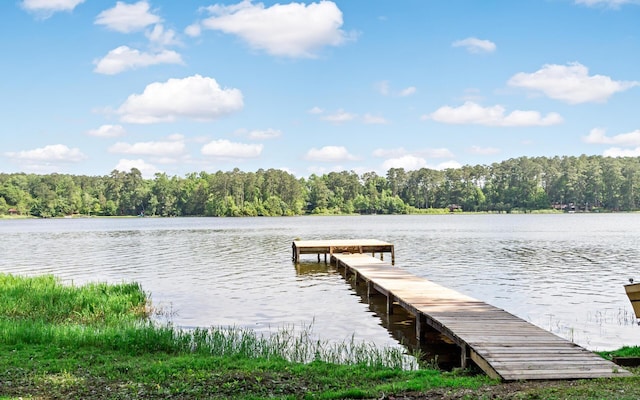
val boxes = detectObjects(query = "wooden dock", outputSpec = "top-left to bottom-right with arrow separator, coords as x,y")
292,239 -> 394,264
306,244 -> 631,381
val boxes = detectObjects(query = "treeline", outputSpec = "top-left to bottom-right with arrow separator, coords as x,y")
2,155 -> 640,218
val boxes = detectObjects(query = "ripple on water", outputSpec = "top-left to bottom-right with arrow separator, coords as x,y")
1,214 -> 640,351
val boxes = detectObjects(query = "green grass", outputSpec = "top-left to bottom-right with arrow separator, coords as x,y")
2,273 -> 639,399
0,273 -> 492,399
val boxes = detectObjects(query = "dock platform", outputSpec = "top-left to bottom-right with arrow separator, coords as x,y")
292,239 -> 394,264
324,250 -> 629,381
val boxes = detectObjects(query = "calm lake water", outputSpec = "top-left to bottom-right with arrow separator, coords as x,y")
1,214 -> 639,352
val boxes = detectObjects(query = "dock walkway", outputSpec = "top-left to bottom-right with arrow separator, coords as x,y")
326,251 -> 629,381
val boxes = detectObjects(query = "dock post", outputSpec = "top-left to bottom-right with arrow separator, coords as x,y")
460,344 -> 470,369
391,247 -> 395,265
386,294 -> 394,315
416,314 -> 426,343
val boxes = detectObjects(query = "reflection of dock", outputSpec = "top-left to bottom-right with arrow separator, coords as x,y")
292,239 -> 394,264
294,239 -> 629,381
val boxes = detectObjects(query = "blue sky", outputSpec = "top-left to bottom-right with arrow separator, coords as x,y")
2,0 -> 640,178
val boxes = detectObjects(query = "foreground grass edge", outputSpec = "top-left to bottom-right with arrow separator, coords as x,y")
1,273 -> 638,399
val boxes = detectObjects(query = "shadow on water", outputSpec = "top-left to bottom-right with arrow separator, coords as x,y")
295,260 -> 461,370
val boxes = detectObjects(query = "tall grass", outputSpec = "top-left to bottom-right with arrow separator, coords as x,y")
0,274 -> 148,325
0,273 -> 414,369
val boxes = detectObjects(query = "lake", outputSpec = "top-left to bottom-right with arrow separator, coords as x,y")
1,214 -> 639,352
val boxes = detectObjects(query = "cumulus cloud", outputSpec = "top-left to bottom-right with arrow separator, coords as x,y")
94,46 -> 183,75
380,155 -> 461,171
468,145 -> 501,155
583,127 -> 640,146
603,147 -> 640,157
5,144 -> 86,163
248,129 -> 282,140
452,37 -> 496,54
437,160 -> 463,170
382,155 -> 427,171
575,0 -> 638,8
86,124 -> 126,138
399,86 -> 417,97
114,159 -> 160,178
305,146 -> 358,162
185,23 -> 202,37
424,101 -> 563,127
508,62 -> 638,104
363,114 -> 388,124
21,0 -> 84,17
108,139 -> 186,157
308,106 -> 324,114
321,109 -> 356,123
201,139 -> 263,158
95,1 -> 161,33
373,147 -> 453,159
145,24 -> 181,47
375,81 -> 416,97
117,75 -> 243,123
199,0 -> 350,58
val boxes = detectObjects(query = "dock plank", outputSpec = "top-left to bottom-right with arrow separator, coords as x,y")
326,251 -> 631,381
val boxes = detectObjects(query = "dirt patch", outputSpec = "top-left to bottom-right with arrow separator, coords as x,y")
379,380 -> 579,400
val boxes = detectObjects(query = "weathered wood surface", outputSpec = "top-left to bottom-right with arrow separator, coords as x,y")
331,253 -> 631,381
625,282 -> 640,318
292,239 -> 395,264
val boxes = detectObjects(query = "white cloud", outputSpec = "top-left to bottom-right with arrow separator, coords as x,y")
425,101 -> 563,127
248,129 -> 282,140
373,147 -> 454,159
305,146 -> 358,162
468,145 -> 501,155
603,147 -> 640,157
108,139 -> 186,156
437,160 -> 463,170
5,144 -> 86,163
375,81 -> 416,97
321,109 -> 356,123
95,1 -> 161,33
114,159 -> 160,178
452,37 -> 496,54
308,106 -> 324,114
201,139 -> 263,158
145,24 -> 181,47
94,46 -> 184,75
307,165 -> 346,175
21,0 -> 84,17
382,155 -> 427,171
185,23 -> 202,37
372,148 -> 408,158
117,75 -> 243,123
86,124 -> 126,138
508,62 -> 638,104
399,86 -> 417,97
575,0 -> 638,8
583,127 -> 640,146
363,114 -> 388,125
200,0 -> 349,58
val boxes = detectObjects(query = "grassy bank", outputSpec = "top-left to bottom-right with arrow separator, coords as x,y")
0,274 -> 638,399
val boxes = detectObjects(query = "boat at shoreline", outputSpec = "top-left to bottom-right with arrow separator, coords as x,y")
625,281 -> 640,320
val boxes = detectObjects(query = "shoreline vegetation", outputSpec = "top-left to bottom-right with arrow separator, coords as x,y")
1,274 -> 639,399
3,155 -> 640,219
